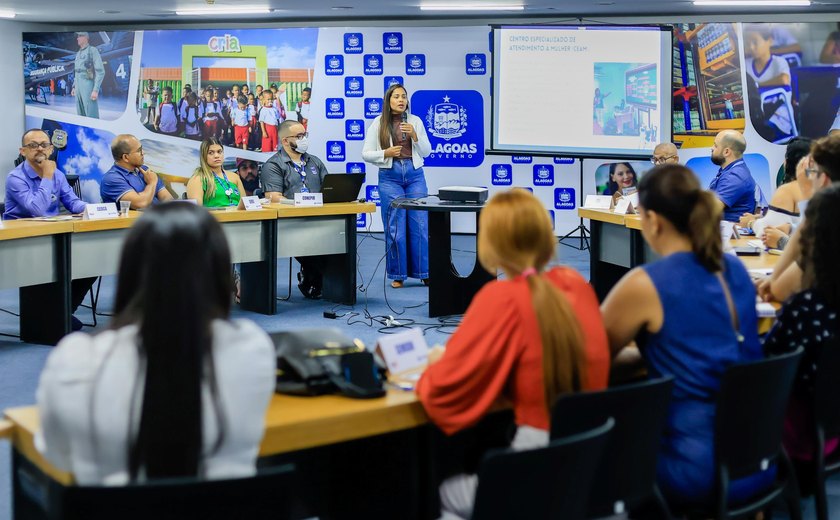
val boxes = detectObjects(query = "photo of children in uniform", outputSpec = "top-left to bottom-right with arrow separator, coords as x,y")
137,29 -> 315,151
594,161 -> 651,202
593,62 -> 659,145
743,22 -> 840,141
22,31 -> 134,120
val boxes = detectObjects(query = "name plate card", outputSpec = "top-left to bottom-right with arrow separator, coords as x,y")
294,192 -> 324,207
240,196 -> 263,211
378,327 -> 430,375
83,203 -> 118,220
613,198 -> 634,214
626,192 -> 640,209
583,195 -> 612,210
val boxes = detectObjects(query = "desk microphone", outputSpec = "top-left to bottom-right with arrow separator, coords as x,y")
401,112 -> 407,141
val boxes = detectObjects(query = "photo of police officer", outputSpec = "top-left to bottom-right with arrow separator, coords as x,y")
72,32 -> 104,118
22,31 -> 134,120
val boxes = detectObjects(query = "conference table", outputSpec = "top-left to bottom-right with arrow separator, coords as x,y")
581,207 -> 779,299
2,202 -> 375,345
2,390 -> 442,519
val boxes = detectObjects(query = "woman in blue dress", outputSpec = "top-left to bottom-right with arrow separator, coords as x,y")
601,164 -> 775,507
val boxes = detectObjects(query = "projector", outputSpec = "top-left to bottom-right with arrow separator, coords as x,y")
437,186 -> 488,204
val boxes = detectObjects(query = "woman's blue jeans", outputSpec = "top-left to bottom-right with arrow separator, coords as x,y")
377,159 -> 429,281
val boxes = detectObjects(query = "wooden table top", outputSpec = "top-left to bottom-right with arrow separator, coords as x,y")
268,201 -> 376,218
3,389 -> 426,486
624,214 -> 642,230
0,219 -> 74,241
2,204 -> 374,240
577,208 -> 627,225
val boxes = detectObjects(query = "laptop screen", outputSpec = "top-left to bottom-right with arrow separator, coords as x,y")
320,173 -> 366,203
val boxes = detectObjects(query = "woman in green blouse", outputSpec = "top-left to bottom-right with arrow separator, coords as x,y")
187,137 -> 245,208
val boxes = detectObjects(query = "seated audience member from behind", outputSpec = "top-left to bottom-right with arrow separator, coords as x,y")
601,164 -> 773,507
763,183 -> 840,495
260,120 -> 329,299
709,129 -> 758,222
236,158 -> 260,197
759,134 -> 840,303
651,142 -> 680,166
740,137 -> 810,247
100,134 -> 173,208
35,203 -> 275,485
416,189 -> 610,520
4,129 -> 93,331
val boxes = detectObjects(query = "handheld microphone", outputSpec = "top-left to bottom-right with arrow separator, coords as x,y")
401,112 -> 408,141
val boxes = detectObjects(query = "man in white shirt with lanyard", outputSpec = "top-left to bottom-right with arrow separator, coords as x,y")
261,120 -> 329,299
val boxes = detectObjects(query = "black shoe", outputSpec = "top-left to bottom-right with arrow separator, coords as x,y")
297,271 -> 321,299
71,315 -> 83,331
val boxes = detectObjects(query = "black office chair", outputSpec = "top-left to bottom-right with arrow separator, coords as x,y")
62,173 -> 107,327
682,348 -> 804,520
551,377 -> 675,519
811,339 -> 840,520
49,463 -> 296,520
471,418 -> 613,520
65,173 -> 82,199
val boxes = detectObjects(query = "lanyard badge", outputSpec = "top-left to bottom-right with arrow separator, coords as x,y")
293,160 -> 309,193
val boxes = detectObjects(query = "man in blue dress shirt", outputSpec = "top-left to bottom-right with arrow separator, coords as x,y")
100,134 -> 173,208
708,130 -> 758,222
4,128 -> 93,330
4,129 -> 87,220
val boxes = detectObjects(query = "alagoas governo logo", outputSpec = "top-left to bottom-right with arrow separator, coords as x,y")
412,90 -> 484,167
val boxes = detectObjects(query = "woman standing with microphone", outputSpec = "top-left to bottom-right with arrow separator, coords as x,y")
363,84 -> 432,288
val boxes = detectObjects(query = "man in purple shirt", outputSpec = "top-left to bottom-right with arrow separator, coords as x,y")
4,129 -> 87,220
4,129 -> 94,330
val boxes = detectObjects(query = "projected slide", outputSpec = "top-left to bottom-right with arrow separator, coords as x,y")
493,25 -> 672,159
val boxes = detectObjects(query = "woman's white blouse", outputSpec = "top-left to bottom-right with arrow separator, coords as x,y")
35,319 -> 275,485
362,112 -> 432,170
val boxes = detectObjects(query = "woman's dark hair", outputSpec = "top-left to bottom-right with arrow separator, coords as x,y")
379,83 -> 408,150
801,183 -> 840,308
607,162 -> 637,194
783,137 -> 813,184
811,133 -> 840,182
112,203 -> 232,480
638,164 -> 723,272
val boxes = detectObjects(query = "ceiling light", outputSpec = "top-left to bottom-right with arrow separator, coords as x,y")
420,4 -> 525,11
693,0 -> 810,6
0,9 -> 15,18
175,6 -> 270,15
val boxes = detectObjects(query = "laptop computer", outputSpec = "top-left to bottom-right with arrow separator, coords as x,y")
320,173 -> 366,203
